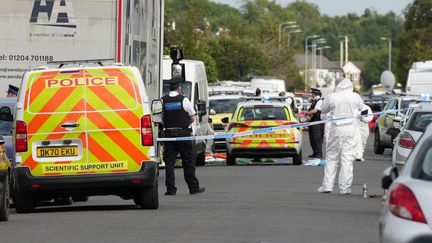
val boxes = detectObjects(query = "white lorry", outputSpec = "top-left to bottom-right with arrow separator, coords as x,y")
0,0 -> 163,102
406,61 -> 432,97
250,76 -> 286,93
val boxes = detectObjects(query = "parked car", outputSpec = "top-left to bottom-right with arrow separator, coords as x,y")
209,94 -> 246,152
391,104 -> 432,168
222,97 -> 302,165
380,123 -> 432,243
0,97 -> 16,162
374,96 -> 420,154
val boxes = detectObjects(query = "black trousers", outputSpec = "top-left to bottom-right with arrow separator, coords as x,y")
308,123 -> 324,156
163,140 -> 199,193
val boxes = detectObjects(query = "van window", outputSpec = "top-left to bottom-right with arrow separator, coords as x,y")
162,80 -> 192,100
28,69 -> 138,113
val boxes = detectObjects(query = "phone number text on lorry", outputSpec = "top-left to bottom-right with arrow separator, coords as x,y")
0,54 -> 54,62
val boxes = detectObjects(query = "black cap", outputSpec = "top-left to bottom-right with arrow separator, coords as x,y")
7,85 -> 18,95
311,88 -> 321,94
167,76 -> 184,89
0,135 -> 5,144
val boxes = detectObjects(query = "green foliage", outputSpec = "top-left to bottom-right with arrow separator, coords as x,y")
396,0 -> 432,86
165,0 -> 407,90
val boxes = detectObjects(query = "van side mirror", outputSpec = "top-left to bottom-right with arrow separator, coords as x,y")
0,106 -> 12,122
393,116 -> 403,123
197,100 -> 207,117
209,109 -> 216,115
382,166 -> 399,190
151,100 -> 163,114
221,117 -> 230,123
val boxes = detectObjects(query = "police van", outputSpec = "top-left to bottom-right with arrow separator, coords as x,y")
12,63 -> 159,212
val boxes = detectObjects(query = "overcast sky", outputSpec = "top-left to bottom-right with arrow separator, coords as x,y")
211,0 -> 412,16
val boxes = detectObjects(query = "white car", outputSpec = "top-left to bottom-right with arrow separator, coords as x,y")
391,103 -> 432,168
380,123 -> 432,243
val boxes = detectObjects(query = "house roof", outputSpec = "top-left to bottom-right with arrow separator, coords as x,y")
295,54 -> 342,70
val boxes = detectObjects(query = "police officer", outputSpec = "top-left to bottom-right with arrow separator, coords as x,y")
161,77 -> 205,196
306,88 -> 324,158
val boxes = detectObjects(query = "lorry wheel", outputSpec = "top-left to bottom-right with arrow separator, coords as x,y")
135,184 -> 159,209
72,196 -> 89,202
195,153 -> 205,166
226,153 -> 236,166
293,150 -> 303,165
374,130 -> 385,155
0,174 -> 10,221
14,193 -> 34,213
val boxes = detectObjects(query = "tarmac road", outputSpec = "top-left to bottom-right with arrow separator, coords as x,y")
0,132 -> 392,243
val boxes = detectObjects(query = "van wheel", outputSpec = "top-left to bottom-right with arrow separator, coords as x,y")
135,184 -> 159,209
293,150 -> 303,165
374,130 -> 385,155
226,153 -> 236,166
72,196 -> 89,202
195,153 -> 205,166
14,193 -> 34,213
0,174 -> 10,221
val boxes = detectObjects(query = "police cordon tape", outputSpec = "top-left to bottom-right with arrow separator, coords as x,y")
156,109 -> 402,142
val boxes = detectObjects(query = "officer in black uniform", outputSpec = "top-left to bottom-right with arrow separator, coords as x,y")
307,88 -> 324,158
161,77 -> 205,196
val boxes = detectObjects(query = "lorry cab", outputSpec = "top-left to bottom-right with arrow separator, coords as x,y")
12,63 -> 159,213
161,51 -> 213,166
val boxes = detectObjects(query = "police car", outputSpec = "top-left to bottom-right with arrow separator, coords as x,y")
374,96 -> 423,154
222,96 -> 302,165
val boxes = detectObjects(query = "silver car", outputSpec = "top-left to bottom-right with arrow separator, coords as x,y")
392,104 -> 432,168
380,124 -> 432,243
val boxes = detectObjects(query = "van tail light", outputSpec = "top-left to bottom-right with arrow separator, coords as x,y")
389,183 -> 427,224
399,132 -> 416,149
16,120 -> 28,152
227,122 -> 248,131
141,115 -> 153,146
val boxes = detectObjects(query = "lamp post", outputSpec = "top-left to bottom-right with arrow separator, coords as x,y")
381,37 -> 392,71
304,35 -> 320,88
286,29 -> 302,47
311,38 -> 326,87
339,35 -> 349,67
279,21 -> 296,49
317,46 -> 331,69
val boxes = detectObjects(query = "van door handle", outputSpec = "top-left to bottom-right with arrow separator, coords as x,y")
61,122 -> 80,130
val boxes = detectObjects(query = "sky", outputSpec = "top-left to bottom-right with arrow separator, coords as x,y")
212,0 -> 412,16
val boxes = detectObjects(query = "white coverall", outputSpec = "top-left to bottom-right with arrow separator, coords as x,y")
318,79 -> 364,194
355,105 -> 373,161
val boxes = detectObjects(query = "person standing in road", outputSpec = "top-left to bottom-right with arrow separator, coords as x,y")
355,104 -> 373,162
318,78 -> 363,195
306,88 -> 324,158
161,77 -> 205,196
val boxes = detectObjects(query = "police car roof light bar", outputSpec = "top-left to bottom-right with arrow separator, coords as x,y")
47,59 -> 115,68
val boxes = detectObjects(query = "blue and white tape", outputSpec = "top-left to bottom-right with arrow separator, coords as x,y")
156,109 -> 401,142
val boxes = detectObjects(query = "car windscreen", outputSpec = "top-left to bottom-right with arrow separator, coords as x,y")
239,106 -> 287,121
407,112 -> 432,132
401,100 -> 419,114
162,80 -> 192,100
210,98 -> 245,114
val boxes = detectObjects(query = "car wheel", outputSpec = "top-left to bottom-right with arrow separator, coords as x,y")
293,150 -> 303,165
14,193 -> 34,213
0,174 -> 10,221
134,184 -> 159,209
72,196 -> 89,202
226,152 -> 236,166
374,130 -> 385,155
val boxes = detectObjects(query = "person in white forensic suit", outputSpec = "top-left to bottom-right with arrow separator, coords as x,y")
355,104 -> 373,161
318,78 -> 364,195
